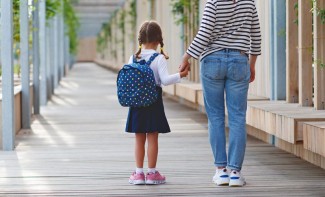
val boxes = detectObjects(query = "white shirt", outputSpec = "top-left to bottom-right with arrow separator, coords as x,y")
128,49 -> 181,86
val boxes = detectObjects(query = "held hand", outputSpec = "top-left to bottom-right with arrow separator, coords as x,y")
179,60 -> 190,72
179,53 -> 192,72
249,66 -> 255,83
180,65 -> 190,78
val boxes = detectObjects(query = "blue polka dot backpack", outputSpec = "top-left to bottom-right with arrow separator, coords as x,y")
117,53 -> 159,108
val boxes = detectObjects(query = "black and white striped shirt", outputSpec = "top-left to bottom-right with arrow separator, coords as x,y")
187,0 -> 262,60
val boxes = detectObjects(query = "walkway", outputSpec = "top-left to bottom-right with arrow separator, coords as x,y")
0,63 -> 325,196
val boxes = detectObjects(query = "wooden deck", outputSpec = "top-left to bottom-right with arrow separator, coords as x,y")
0,63 -> 325,196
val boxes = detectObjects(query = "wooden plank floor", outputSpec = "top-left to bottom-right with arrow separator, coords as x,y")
0,63 -> 325,196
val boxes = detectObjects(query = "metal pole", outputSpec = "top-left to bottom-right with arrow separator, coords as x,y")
21,0 -> 31,129
1,0 -> 15,150
32,0 -> 40,114
46,21 -> 53,98
53,15 -> 59,88
49,19 -> 55,95
60,0 -> 65,78
273,0 -> 286,100
39,0 -> 47,105
65,35 -> 70,71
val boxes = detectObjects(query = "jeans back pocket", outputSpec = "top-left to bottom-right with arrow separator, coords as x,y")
201,58 -> 226,80
228,57 -> 249,82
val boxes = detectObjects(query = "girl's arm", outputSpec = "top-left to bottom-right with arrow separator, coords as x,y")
158,57 -> 188,86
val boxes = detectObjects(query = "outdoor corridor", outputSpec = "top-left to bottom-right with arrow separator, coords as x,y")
0,63 -> 325,196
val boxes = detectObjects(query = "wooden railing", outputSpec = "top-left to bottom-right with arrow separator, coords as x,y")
286,0 -> 325,110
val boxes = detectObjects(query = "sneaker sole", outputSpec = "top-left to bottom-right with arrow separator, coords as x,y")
229,180 -> 246,187
129,179 -> 146,185
213,177 -> 230,186
145,180 -> 166,185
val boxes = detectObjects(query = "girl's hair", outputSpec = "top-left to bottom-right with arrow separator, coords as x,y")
135,21 -> 169,59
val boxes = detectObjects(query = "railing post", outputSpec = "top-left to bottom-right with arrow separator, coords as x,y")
33,0 -> 40,114
313,0 -> 325,110
39,0 -> 47,105
298,0 -> 313,107
65,35 -> 71,69
270,0 -> 287,100
21,0 -> 31,129
46,19 -> 54,97
274,0 -> 287,100
53,15 -> 59,88
286,0 -> 299,103
1,0 -> 15,150
60,0 -> 65,78
269,0 -> 275,100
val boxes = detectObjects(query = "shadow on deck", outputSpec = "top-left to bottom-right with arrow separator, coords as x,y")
0,63 -> 324,196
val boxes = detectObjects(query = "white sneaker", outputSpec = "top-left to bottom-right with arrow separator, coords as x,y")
213,168 -> 230,186
229,170 -> 246,187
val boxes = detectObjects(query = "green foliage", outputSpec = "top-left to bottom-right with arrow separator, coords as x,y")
171,0 -> 199,41
63,0 -> 80,55
45,0 -> 80,55
13,0 -> 20,43
46,0 -> 61,21
293,2 -> 298,25
278,28 -> 286,37
14,64 -> 21,77
118,10 -> 126,32
171,0 -> 191,25
312,0 -> 325,24
315,59 -> 325,68
294,0 -> 325,25
128,0 -> 137,30
97,22 -> 112,53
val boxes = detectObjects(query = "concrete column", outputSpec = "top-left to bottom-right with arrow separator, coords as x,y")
46,20 -> 53,97
1,0 -> 15,150
270,0 -> 286,100
60,0 -> 65,77
39,0 -> 47,105
53,15 -> 59,88
273,0 -> 287,100
20,0 -> 31,129
32,0 -> 40,114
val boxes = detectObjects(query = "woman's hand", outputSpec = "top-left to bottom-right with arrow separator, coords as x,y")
180,65 -> 190,78
249,55 -> 257,83
250,67 -> 255,83
179,53 -> 192,72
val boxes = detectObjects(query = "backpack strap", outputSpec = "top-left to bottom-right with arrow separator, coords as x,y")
132,55 -> 137,63
145,53 -> 159,66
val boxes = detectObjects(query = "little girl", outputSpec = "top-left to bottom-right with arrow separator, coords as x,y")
126,21 -> 189,185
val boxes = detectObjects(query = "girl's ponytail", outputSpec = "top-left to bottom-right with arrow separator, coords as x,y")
135,41 -> 142,59
160,40 -> 169,59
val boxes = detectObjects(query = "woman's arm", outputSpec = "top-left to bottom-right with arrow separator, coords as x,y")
249,55 -> 257,83
249,6 -> 261,83
180,0 -> 217,71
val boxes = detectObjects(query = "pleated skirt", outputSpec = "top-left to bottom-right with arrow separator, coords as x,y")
125,87 -> 171,133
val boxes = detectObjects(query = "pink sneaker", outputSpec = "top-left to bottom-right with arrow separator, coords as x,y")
145,171 -> 166,185
129,172 -> 145,185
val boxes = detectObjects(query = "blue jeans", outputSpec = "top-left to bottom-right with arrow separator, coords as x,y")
201,49 -> 250,171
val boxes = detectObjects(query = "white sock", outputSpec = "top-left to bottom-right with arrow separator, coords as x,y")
135,168 -> 143,174
148,168 -> 156,173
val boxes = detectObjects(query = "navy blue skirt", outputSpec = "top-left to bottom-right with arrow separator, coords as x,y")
125,87 -> 171,133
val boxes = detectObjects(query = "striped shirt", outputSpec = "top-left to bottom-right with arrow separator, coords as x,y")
187,0 -> 262,60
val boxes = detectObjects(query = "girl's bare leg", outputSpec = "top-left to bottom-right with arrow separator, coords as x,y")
147,132 -> 159,168
135,133 -> 146,168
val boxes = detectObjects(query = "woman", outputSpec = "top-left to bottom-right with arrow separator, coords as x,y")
179,0 -> 261,187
